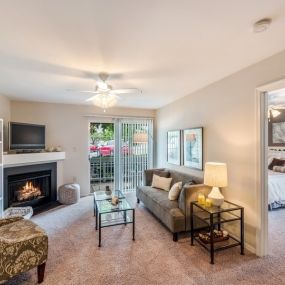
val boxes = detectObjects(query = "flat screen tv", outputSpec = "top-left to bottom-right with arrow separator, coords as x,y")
9,122 -> 46,150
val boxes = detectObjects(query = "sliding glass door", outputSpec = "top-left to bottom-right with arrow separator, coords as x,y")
115,118 -> 153,193
89,122 -> 115,192
90,118 -> 153,193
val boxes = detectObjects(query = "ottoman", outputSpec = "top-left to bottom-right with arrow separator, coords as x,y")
58,183 -> 80,205
4,206 -> 33,219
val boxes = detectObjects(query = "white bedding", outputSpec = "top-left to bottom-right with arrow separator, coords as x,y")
268,170 -> 285,204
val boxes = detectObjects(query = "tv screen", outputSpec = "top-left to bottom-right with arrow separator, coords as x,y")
9,122 -> 45,150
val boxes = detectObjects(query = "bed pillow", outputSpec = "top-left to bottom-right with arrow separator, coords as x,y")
168,181 -> 183,200
273,165 -> 285,173
151,174 -> 172,191
268,158 -> 285,170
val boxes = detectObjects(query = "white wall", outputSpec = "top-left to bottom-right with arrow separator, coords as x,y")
0,94 -> 10,150
156,49 -> 285,251
11,101 -> 155,196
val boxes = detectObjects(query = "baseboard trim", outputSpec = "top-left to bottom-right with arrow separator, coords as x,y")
230,233 -> 256,254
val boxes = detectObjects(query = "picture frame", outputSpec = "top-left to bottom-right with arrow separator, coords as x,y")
167,130 -> 181,165
182,127 -> 203,170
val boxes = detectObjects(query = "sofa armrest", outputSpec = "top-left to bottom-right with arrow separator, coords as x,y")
144,168 -> 165,186
178,184 -> 211,231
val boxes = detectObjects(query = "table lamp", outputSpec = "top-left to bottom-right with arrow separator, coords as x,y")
204,162 -> 228,206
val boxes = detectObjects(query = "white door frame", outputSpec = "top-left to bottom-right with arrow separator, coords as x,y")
256,78 -> 285,256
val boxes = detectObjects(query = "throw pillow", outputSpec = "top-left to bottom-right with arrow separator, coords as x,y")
168,181 -> 183,200
273,165 -> 285,173
151,174 -> 172,191
268,158 -> 285,170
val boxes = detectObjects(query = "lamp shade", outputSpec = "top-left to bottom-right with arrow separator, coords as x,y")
204,162 -> 228,188
133,132 -> 148,143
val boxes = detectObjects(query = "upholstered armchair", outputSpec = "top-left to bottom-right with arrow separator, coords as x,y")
0,216 -> 48,284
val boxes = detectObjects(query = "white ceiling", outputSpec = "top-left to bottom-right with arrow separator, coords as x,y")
0,0 -> 285,109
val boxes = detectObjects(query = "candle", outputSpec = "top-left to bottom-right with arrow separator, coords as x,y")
198,194 -> 205,205
205,198 -> 212,207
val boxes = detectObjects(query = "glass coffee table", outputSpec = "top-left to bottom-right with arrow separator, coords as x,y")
93,190 -> 135,247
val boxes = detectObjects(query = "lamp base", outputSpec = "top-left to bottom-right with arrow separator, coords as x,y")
208,187 -> 224,206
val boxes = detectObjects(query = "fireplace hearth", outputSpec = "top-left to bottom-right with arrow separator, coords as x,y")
4,163 -> 57,212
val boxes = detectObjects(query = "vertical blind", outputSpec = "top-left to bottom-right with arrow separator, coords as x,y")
114,118 -> 153,193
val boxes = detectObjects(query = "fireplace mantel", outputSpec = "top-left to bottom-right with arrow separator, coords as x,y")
3,152 -> 65,168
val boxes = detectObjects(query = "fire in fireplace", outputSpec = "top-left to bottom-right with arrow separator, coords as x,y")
4,163 -> 57,211
8,170 -> 51,207
16,181 -> 42,202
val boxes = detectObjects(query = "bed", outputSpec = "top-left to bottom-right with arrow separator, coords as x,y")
268,149 -> 285,210
268,170 -> 285,209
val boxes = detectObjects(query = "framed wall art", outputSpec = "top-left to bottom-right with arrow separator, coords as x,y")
182,127 -> 203,170
167,130 -> 181,165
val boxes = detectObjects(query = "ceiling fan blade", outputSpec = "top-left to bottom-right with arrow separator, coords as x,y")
85,95 -> 98,102
66,89 -> 100,94
79,91 -> 100,94
109,88 -> 142,95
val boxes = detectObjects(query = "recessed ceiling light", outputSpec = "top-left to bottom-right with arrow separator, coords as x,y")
253,18 -> 272,33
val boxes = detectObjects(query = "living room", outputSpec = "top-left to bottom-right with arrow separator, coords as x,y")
1,1 -> 285,284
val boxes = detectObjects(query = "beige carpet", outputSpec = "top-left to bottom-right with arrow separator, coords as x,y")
5,195 -> 285,285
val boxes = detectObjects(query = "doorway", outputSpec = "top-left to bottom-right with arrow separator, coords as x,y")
267,88 -> 285,255
89,122 -> 115,192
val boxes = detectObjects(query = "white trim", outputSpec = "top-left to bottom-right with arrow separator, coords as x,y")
3,152 -> 66,168
231,232 -> 256,254
83,114 -> 155,119
256,78 -> 285,256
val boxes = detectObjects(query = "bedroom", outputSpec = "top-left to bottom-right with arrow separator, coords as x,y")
267,88 -> 285,253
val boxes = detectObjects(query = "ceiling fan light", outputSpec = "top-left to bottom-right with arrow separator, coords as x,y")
92,94 -> 118,110
97,81 -> 109,91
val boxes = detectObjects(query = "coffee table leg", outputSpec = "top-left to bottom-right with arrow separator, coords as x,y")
98,213 -> 101,247
124,210 -> 127,225
93,196 -> 96,216
133,209 -> 135,241
95,203 -> 98,230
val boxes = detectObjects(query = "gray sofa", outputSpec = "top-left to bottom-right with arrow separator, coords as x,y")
136,168 -> 210,241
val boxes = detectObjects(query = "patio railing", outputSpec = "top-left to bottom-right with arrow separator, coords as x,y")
90,155 -> 148,193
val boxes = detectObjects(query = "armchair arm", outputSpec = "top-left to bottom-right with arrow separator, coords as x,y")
0,216 -> 24,227
178,184 -> 211,231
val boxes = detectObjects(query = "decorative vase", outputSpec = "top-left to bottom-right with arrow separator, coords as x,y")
105,186 -> 112,196
111,196 -> 119,205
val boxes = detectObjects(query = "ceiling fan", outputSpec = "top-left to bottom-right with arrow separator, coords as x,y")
69,73 -> 142,112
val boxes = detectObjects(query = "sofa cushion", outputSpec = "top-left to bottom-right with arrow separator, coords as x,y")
138,186 -> 179,208
136,186 -> 185,232
144,168 -> 168,186
151,174 -> 172,191
168,170 -> 198,187
153,169 -> 170,178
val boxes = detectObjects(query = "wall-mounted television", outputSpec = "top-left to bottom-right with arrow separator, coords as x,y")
9,122 -> 46,151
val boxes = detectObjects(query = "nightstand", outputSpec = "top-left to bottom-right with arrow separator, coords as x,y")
190,200 -> 244,264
